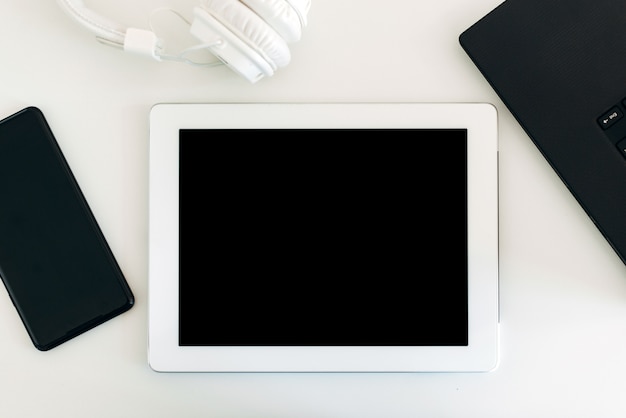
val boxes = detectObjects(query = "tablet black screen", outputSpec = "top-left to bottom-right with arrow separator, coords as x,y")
178,129 -> 468,346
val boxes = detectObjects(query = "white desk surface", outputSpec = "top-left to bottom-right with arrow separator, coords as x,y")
2,1 -> 626,417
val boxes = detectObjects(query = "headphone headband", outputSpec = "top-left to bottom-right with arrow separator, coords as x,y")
56,0 -> 309,82
57,0 -> 128,46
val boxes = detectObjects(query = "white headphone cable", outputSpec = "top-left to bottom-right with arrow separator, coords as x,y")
148,7 -> 224,67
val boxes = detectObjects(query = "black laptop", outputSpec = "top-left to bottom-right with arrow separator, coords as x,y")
460,0 -> 626,266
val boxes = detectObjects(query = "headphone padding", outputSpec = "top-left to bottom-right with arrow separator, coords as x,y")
285,0 -> 311,25
241,0 -> 303,42
201,0 -> 291,69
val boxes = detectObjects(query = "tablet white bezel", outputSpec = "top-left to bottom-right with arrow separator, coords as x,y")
148,103 -> 499,372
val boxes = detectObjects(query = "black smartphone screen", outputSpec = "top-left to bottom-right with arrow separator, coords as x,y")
0,107 -> 134,351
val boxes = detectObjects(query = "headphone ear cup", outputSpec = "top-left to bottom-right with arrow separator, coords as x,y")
199,0 -> 291,69
240,0 -> 306,42
284,0 -> 311,25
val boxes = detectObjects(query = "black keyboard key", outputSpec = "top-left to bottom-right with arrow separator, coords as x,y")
598,107 -> 623,129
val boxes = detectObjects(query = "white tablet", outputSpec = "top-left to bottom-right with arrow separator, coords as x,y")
148,103 -> 499,372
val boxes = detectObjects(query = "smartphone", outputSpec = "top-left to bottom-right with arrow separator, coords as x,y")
0,107 -> 134,351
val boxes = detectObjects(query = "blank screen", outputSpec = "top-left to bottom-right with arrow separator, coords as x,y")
178,129 -> 468,346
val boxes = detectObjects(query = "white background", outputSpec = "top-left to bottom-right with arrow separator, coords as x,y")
2,0 -> 626,416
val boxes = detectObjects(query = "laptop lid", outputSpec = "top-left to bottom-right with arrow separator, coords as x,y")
460,0 -> 626,266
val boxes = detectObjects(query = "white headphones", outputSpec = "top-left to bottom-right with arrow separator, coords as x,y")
56,0 -> 310,83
